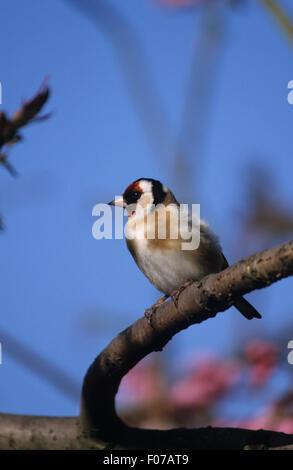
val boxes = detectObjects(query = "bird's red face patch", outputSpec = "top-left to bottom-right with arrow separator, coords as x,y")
123,181 -> 143,217
123,181 -> 142,197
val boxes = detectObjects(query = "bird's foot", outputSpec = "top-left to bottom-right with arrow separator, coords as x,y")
144,306 -> 157,327
144,294 -> 169,327
171,280 -> 194,308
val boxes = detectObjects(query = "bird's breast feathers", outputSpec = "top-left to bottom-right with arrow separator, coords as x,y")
125,204 -> 225,295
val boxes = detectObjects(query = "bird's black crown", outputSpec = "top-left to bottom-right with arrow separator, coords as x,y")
123,178 -> 167,206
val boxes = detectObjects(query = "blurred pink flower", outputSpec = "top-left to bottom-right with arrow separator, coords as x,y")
170,357 -> 240,410
244,339 -> 279,386
274,418 -> 293,434
217,405 -> 293,434
118,360 -> 166,407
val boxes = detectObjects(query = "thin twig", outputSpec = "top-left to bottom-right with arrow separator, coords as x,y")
260,0 -> 293,46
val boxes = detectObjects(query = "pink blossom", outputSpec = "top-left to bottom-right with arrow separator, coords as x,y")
244,339 -> 279,386
170,357 -> 240,410
215,405 -> 293,434
118,359 -> 166,406
274,419 -> 293,434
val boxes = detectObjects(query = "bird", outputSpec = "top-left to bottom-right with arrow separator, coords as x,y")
108,178 -> 261,322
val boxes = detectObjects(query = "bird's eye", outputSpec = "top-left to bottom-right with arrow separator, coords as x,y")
123,189 -> 142,205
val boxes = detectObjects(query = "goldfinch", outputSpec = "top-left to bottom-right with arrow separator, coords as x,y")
109,178 -> 261,321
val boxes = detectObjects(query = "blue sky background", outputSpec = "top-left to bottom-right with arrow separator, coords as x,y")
0,0 -> 293,418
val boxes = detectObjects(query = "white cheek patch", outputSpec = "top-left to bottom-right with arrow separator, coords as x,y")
139,192 -> 153,207
138,180 -> 153,194
137,180 -> 154,208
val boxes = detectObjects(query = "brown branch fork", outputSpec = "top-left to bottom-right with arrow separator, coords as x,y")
80,239 -> 293,446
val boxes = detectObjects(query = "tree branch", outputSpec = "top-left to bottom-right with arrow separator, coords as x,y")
80,239 -> 293,446
0,414 -> 82,450
0,80 -> 50,178
0,80 -> 50,227
1,412 -> 293,450
1,240 -> 293,449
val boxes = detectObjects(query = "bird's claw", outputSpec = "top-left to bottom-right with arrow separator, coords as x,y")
144,294 -> 169,327
171,280 -> 194,309
171,291 -> 180,308
144,306 -> 157,327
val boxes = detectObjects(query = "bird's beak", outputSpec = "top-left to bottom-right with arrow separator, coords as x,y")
108,195 -> 126,208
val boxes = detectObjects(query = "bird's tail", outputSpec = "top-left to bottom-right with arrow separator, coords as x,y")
233,297 -> 262,320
